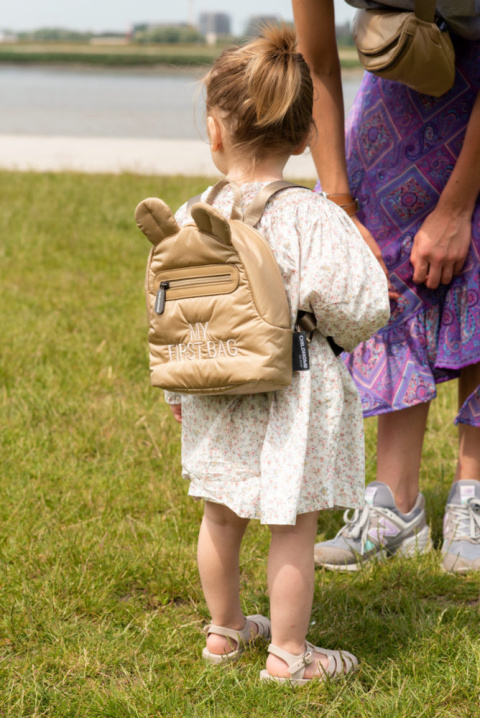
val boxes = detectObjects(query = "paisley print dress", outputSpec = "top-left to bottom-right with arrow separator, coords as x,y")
336,37 -> 480,426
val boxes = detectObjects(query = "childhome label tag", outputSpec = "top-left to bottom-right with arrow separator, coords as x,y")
292,331 -> 310,371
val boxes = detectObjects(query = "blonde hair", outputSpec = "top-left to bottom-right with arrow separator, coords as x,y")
203,24 -> 314,160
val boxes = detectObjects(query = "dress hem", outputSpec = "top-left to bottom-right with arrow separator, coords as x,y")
187,488 -> 363,525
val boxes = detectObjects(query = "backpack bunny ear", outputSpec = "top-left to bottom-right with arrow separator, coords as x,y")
135,198 -> 180,246
190,203 -> 232,245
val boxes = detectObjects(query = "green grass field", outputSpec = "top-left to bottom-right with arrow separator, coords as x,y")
0,171 -> 479,717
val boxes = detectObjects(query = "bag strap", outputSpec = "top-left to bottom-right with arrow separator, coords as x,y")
242,180 -> 304,227
205,179 -> 244,219
296,311 -> 344,356
414,0 -> 436,23
185,179 -> 343,356
185,192 -> 203,220
186,179 -> 306,225
186,179 -> 244,220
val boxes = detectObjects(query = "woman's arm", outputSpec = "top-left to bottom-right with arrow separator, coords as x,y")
411,91 -> 480,289
292,0 -> 348,193
292,0 -> 396,293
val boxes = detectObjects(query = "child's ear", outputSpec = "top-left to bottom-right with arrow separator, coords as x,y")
292,131 -> 311,156
207,115 -> 223,153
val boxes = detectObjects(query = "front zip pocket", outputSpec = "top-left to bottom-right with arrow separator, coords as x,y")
152,265 -> 239,315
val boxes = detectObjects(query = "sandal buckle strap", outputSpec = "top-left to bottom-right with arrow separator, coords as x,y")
303,650 -> 314,665
288,649 -> 314,676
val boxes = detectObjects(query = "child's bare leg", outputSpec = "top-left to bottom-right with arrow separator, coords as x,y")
376,401 -> 431,513
266,511 -> 333,678
456,363 -> 480,481
197,501 -> 250,655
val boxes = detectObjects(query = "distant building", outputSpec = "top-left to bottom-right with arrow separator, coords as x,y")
0,30 -> 17,43
245,15 -> 280,37
133,22 -> 188,33
198,13 -> 231,37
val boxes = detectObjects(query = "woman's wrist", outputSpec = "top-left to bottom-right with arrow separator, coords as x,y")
325,192 -> 359,217
437,185 -> 477,219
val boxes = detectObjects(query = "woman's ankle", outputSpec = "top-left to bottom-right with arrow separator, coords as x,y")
393,489 -> 419,514
375,480 -> 419,514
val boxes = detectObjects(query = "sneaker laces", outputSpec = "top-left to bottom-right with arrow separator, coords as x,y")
339,505 -> 376,554
447,498 -> 480,542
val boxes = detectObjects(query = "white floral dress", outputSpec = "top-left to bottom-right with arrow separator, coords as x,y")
164,183 -> 390,525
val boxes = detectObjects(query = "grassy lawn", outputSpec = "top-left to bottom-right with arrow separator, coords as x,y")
0,171 -> 479,717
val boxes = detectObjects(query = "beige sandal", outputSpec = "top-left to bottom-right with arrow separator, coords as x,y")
202,614 -> 271,664
260,640 -> 359,685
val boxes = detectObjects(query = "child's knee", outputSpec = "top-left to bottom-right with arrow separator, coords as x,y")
203,500 -> 249,529
268,511 -> 319,538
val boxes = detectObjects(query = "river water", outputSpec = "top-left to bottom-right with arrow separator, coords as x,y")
0,65 -> 363,139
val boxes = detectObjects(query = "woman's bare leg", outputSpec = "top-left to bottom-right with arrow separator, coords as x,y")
376,401 -> 431,513
455,362 -> 480,481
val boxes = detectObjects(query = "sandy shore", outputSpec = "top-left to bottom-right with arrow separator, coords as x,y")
0,135 -> 318,179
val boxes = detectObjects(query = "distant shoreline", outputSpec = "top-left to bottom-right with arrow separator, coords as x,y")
0,60 -> 208,76
0,42 -> 362,72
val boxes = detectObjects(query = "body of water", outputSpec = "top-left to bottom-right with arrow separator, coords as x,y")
0,65 -> 363,139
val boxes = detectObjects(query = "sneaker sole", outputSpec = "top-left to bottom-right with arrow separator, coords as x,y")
440,563 -> 480,574
317,525 -> 432,572
441,557 -> 480,574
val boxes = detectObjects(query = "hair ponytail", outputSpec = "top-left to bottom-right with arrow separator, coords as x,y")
247,25 -> 303,127
204,24 -> 313,160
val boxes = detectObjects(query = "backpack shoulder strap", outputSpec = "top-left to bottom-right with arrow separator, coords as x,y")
207,180 -> 243,220
242,181 -> 309,227
185,193 -> 203,221
185,179 -> 244,221
187,179 -> 309,225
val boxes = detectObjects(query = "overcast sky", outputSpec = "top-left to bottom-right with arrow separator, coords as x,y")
1,0 -> 356,36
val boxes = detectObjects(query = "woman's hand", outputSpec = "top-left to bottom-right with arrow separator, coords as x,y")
351,215 -> 400,300
410,91 -> 479,290
410,205 -> 472,289
169,403 -> 182,423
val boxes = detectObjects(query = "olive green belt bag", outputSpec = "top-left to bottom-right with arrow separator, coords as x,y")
352,0 -> 455,97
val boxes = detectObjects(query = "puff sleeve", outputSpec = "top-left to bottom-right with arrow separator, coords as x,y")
297,197 -> 390,353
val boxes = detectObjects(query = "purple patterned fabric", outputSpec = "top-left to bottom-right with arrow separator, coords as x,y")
316,37 -> 480,425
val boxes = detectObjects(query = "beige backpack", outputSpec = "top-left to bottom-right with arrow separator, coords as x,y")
135,180 -> 305,396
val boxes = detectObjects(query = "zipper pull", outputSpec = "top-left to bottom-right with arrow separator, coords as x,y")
154,281 -> 170,315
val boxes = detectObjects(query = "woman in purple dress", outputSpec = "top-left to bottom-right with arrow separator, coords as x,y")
293,0 -> 480,573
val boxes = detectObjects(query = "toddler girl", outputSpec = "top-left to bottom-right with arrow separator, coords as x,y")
165,25 -> 390,684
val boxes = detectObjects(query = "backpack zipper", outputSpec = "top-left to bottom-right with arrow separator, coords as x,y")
154,273 -> 232,315
155,281 -> 170,315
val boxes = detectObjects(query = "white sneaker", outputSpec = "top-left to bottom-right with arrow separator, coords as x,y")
314,482 -> 432,571
442,480 -> 480,574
